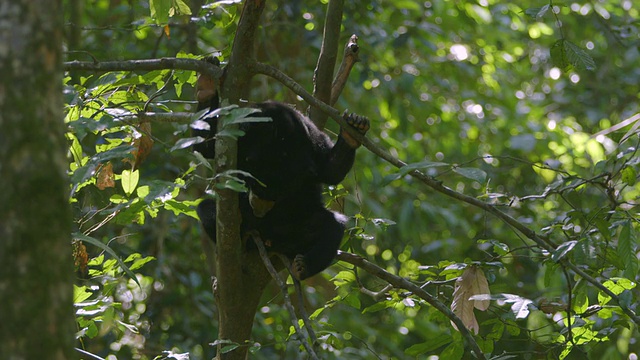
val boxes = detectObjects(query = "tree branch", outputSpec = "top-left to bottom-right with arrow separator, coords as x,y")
253,235 -> 319,360
309,0 -> 344,129
63,57 -> 222,79
337,251 -> 484,358
277,255 -> 319,348
330,34 -> 360,106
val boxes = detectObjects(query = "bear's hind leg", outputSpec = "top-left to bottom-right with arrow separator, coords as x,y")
291,210 -> 347,280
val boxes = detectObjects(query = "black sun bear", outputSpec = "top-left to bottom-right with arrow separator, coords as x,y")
193,59 -> 369,280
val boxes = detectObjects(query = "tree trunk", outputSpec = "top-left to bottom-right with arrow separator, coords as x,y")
0,1 -> 74,359
213,1 -> 269,358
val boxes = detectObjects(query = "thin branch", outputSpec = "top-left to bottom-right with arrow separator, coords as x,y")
336,251 -> 484,359
253,236 -> 319,360
309,0 -> 344,129
331,34 -> 360,106
135,112 -> 192,123
63,57 -> 223,79
277,255 -> 319,348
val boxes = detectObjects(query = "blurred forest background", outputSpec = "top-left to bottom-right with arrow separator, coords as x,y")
62,0 -> 640,359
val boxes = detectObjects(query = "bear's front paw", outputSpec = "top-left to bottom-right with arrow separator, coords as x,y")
340,111 -> 370,148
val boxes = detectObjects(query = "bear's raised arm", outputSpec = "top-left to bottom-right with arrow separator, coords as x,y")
314,112 -> 370,185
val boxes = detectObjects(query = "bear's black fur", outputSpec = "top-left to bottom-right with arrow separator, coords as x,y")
193,63 -> 369,280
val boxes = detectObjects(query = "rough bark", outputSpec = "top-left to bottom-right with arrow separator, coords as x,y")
213,1 -> 271,359
0,1 -> 74,359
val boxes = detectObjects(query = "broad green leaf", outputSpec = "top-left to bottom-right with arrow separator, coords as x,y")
121,169 -> 140,196
125,253 -> 155,271
173,0 -> 192,16
172,136 -> 206,151
342,293 -> 361,309
551,39 -> 596,72
618,222 -> 638,279
524,5 -> 550,19
453,167 -> 487,183
212,339 -> 241,354
362,300 -> 393,313
74,285 -> 93,303
440,340 -> 464,359
621,166 -> 637,186
564,40 -> 596,71
150,0 -> 171,24
551,39 -> 571,71
404,334 -> 452,356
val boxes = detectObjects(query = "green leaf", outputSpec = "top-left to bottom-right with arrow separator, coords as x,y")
551,40 -> 571,71
74,285 -> 93,303
479,239 -> 509,256
174,0 -> 192,15
212,339 -> 241,354
121,169 -> 140,196
173,136 -> 209,152
362,300 -> 393,313
599,278 -> 637,305
621,166 -> 637,186
404,334 -> 452,356
552,240 -> 577,262
342,293 -> 361,309
563,40 -> 596,71
73,233 -> 141,287
618,223 -> 639,280
573,291 -> 588,315
125,254 -> 155,271
440,340 -> 464,359
544,263 -> 558,288
453,167 -> 487,183
150,0 -> 171,24
551,39 -> 596,72
524,5 -> 550,19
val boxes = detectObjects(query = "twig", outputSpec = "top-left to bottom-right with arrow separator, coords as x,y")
124,112 -> 193,124
330,34 -> 360,106
336,251 -> 484,358
277,255 -> 319,347
252,236 -> 319,360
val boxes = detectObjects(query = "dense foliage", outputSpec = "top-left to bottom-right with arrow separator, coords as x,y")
64,0 -> 640,359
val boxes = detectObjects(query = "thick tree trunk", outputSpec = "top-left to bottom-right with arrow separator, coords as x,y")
213,1 -> 270,359
0,1 -> 74,359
